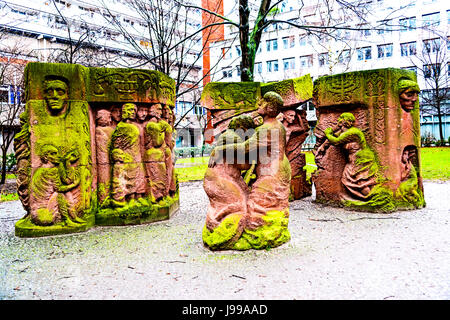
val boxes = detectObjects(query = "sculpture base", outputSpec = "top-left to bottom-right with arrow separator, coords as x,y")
203,209 -> 290,251
314,184 -> 425,213
15,213 -> 96,238
95,193 -> 179,226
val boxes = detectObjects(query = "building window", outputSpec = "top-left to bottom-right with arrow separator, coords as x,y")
267,60 -> 279,72
359,24 -> 371,36
282,36 -> 295,49
357,47 -> 372,60
222,47 -> 232,60
318,53 -> 328,66
299,35 -> 308,46
422,12 -> 440,27
423,38 -> 441,53
222,67 -> 233,78
255,62 -> 262,74
266,39 -> 278,52
236,45 -> 241,57
399,16 -> 416,32
193,105 -> 205,115
176,101 -> 193,115
400,42 -> 416,56
377,43 -> 393,58
338,50 -> 351,63
299,55 -> 313,68
377,20 -> 392,34
423,64 -> 440,79
283,57 -> 296,70
236,66 -> 241,77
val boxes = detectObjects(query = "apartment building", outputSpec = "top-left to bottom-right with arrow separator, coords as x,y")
207,0 -> 450,145
0,0 -> 206,151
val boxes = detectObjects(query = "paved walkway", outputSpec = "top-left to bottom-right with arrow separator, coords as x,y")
0,181 -> 449,300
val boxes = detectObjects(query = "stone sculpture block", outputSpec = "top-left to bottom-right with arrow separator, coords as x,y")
201,75 -> 313,201
202,92 -> 292,250
14,63 -> 179,237
312,68 -> 425,212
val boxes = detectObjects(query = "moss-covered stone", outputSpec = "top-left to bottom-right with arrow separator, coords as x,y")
261,74 -> 313,105
201,82 -> 261,110
15,211 -> 95,238
203,210 -> 290,251
15,62 -> 179,237
202,214 -> 242,250
233,210 -> 290,250
95,191 -> 179,226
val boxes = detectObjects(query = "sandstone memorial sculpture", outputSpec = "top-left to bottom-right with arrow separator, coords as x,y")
202,75 -> 313,201
14,62 -> 179,237
312,68 -> 425,212
202,91 -> 292,250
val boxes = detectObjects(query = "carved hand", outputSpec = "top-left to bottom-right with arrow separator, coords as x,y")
324,127 -> 334,137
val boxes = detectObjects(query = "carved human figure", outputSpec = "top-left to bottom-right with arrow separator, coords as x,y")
30,144 -> 61,225
95,109 -> 114,206
322,112 -> 378,200
136,104 -> 149,160
203,115 -> 256,244
43,76 -> 69,116
58,148 -> 85,225
110,103 -> 147,206
162,104 -> 176,195
110,105 -> 122,127
396,147 -> 421,204
398,78 -> 420,112
280,108 -> 309,177
143,103 -> 172,202
206,92 -> 291,250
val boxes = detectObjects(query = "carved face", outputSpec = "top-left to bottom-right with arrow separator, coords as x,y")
41,145 -> 59,165
283,110 -> 296,124
150,104 -> 163,119
401,150 -> 410,164
96,110 -> 111,127
162,105 -> 173,120
111,106 -> 122,123
65,149 -> 80,164
44,80 -> 68,113
122,103 -> 137,120
399,89 -> 418,112
137,106 -> 148,122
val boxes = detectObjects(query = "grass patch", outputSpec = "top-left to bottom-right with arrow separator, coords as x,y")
175,164 -> 208,182
176,156 -> 209,165
420,147 -> 450,180
0,192 -> 19,202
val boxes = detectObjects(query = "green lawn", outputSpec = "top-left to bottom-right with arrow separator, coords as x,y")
420,147 -> 450,180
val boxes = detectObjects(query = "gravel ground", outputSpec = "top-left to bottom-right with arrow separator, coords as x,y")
0,180 -> 449,300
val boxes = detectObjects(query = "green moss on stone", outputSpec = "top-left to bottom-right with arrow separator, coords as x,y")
95,192 -> 179,226
15,211 -> 95,238
233,210 -> 290,250
202,214 -> 242,250
203,210 -> 290,251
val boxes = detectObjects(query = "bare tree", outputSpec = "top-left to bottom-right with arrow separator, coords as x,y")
178,0 -> 409,82
412,33 -> 449,143
48,0 -> 121,67
97,0 -> 229,130
0,36 -> 28,184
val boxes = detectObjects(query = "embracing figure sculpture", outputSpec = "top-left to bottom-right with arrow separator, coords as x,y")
203,91 -> 291,251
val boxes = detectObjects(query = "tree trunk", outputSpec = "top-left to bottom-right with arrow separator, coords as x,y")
1,149 -> 7,185
239,0 -> 251,82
